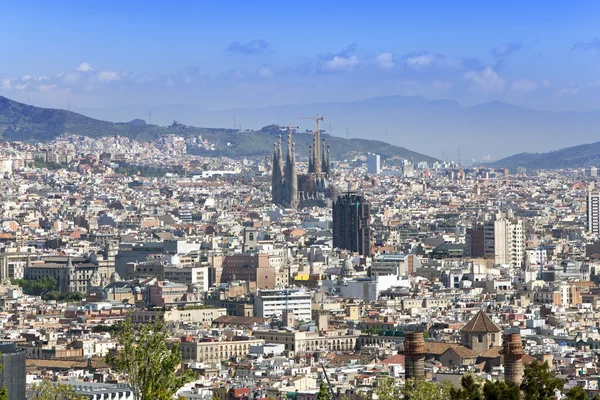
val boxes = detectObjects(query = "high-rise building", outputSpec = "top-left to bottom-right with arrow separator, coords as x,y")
588,191 -> 600,235
332,193 -> 371,256
367,153 -> 381,175
0,342 -> 26,400
494,214 -> 526,267
465,229 -> 485,258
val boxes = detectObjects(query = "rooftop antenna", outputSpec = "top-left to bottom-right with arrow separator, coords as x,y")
457,146 -> 461,166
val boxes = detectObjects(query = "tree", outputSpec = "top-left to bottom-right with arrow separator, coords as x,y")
29,380 -> 86,399
449,375 -> 483,400
317,380 -> 333,400
521,360 -> 563,400
106,317 -> 196,400
565,386 -> 588,400
482,380 -> 521,400
404,378 -> 453,400
371,376 -> 403,400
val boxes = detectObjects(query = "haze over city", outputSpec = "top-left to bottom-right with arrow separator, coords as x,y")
3,1 -> 600,160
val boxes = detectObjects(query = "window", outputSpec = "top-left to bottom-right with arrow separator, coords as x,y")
478,334 -> 483,343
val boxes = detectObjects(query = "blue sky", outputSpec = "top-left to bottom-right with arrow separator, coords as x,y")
2,0 -> 600,113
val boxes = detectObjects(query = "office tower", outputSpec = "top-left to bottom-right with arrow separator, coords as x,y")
0,342 -> 26,400
465,228 -> 485,258
332,193 -> 371,256
503,333 -> 524,385
590,166 -> 598,177
367,153 -> 381,174
588,191 -> 600,235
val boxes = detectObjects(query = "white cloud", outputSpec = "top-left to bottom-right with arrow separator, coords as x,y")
556,83 -> 582,97
76,62 -> 94,72
464,67 -> 505,92
375,52 -> 395,69
511,79 -> 538,93
405,53 -> 462,70
1,79 -> 12,90
322,56 -> 358,72
96,71 -> 120,82
38,84 -> 57,92
62,72 -> 81,84
258,67 -> 272,77
406,54 -> 434,68
542,79 -> 551,88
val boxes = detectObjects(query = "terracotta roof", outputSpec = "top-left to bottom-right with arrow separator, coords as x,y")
522,354 -> 537,364
477,346 -> 502,358
460,310 -> 501,333
443,346 -> 479,360
423,342 -> 459,356
380,354 -> 405,365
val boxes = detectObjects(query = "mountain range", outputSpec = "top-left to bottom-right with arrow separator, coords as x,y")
0,96 -> 437,163
487,141 -> 600,170
78,96 -> 600,163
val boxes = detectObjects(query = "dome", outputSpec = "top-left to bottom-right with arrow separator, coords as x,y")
88,270 -> 102,288
110,271 -> 122,283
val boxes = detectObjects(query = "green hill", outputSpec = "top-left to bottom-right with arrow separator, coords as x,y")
0,96 -> 437,163
487,141 -> 600,170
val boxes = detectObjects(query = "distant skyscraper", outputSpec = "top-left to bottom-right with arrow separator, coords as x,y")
367,153 -> 381,175
588,191 -> 600,235
332,193 -> 371,256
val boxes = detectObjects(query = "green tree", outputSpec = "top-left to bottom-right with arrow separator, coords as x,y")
404,378 -> 453,400
565,386 -> 587,400
29,380 -> 86,399
106,317 -> 196,400
12,276 -> 58,296
449,375 -> 483,400
521,360 -> 563,400
371,376 -> 403,400
482,380 -> 521,400
317,380 -> 333,400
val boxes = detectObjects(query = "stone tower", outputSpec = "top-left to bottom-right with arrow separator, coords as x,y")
503,332 -> 524,385
404,331 -> 425,380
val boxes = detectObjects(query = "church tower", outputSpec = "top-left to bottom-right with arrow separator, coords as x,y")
271,137 -> 284,205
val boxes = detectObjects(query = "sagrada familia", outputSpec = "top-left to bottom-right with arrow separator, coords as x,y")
271,118 -> 333,209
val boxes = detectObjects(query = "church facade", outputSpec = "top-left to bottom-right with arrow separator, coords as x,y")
271,119 -> 333,209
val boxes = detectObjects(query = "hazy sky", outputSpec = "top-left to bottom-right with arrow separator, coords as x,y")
2,0 -> 600,113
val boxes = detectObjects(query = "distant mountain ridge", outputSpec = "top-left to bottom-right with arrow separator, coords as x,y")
0,96 -> 437,163
487,141 -> 600,169
79,95 -> 600,162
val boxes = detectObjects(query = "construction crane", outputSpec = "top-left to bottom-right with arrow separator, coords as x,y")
320,361 -> 337,400
299,115 -> 324,135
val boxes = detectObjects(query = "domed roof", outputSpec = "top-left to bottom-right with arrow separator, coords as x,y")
110,271 -> 122,283
88,270 -> 102,287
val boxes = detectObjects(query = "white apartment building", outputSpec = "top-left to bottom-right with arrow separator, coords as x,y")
254,288 -> 312,322
494,215 -> 526,267
163,266 -> 209,291
588,191 -> 600,235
